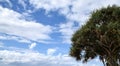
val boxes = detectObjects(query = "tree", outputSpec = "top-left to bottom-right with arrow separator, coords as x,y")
70,5 -> 120,66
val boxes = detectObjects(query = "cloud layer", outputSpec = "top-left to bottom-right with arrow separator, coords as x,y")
0,48 -> 102,66
0,0 -> 120,66
29,0 -> 120,44
0,6 -> 53,43
1,0 -> 120,44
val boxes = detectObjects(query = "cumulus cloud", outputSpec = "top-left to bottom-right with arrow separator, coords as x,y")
0,49 -> 103,66
0,6 -> 53,44
0,1 -> 119,65
47,48 -> 56,55
1,0 -> 120,44
29,0 -> 72,12
29,0 -> 120,44
29,0 -> 120,21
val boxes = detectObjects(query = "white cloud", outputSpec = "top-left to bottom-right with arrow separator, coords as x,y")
0,50 -> 41,63
29,0 -> 72,12
0,6 -> 53,44
47,48 -> 56,55
0,49 -> 103,66
30,0 -> 120,23
29,0 -> 120,44
18,0 -> 26,10
1,0 -> 120,44
59,22 -> 78,44
0,35 -> 31,43
29,43 -> 36,49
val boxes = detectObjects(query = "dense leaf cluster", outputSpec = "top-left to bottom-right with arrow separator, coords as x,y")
70,5 -> 120,66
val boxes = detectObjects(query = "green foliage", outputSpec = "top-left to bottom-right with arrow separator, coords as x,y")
70,5 -> 120,66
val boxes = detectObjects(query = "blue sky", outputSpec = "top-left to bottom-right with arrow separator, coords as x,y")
0,0 -> 119,66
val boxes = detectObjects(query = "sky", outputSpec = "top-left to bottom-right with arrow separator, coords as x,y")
0,0 -> 120,66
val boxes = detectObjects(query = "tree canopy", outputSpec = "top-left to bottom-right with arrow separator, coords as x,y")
70,5 -> 120,66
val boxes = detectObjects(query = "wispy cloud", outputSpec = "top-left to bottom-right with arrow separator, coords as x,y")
0,0 -> 12,7
0,34 -> 31,43
59,22 -> 77,44
18,0 -> 27,10
0,6 -> 53,44
29,43 -> 37,49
